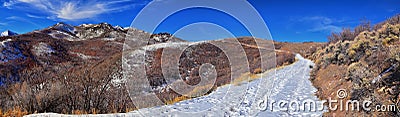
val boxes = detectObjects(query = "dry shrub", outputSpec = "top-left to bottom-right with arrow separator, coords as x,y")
328,20 -> 372,44
163,84 -> 217,105
232,72 -> 261,86
72,110 -> 87,115
0,107 -> 28,117
125,108 -> 136,113
253,68 -> 263,74
311,15 -> 400,116
347,39 -> 370,59
187,84 -> 217,97
165,96 -> 191,105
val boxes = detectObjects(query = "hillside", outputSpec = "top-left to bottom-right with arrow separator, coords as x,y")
26,54 -> 323,116
310,15 -> 400,116
0,22 -> 187,114
274,41 -> 325,58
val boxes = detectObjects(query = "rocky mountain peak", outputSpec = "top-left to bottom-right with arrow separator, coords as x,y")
78,22 -> 114,30
1,30 -> 18,37
51,22 -> 76,34
150,32 -> 173,42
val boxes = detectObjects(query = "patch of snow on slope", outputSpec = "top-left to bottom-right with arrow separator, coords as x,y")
142,42 -> 190,51
114,25 -> 124,31
47,23 -> 81,41
0,39 -> 25,63
102,38 -> 116,41
80,24 -> 94,27
111,76 -> 125,87
0,39 -> 12,46
53,23 -> 75,34
141,41 -> 210,51
48,30 -> 78,41
70,52 -> 98,59
33,42 -> 55,56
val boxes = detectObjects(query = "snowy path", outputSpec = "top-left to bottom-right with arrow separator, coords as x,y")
26,54 -> 324,117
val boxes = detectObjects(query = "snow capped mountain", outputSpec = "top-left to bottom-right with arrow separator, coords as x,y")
52,22 -> 75,34
1,30 -> 18,37
114,25 -> 124,31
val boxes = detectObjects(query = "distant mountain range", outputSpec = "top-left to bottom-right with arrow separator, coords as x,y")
1,30 -> 18,37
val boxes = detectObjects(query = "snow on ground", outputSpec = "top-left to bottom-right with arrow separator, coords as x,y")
0,39 -> 25,63
26,54 -> 325,117
33,42 -> 55,56
48,30 -> 77,41
142,42 -> 191,51
70,52 -> 99,60
102,38 -> 117,41
0,39 -> 12,46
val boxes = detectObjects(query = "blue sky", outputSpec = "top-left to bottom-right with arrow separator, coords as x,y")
0,0 -> 399,42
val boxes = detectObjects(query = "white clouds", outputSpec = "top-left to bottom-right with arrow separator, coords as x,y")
301,16 -> 333,24
26,14 -> 45,19
300,16 -> 343,33
3,0 -> 140,20
308,25 -> 341,33
3,0 -> 17,7
57,2 -> 107,20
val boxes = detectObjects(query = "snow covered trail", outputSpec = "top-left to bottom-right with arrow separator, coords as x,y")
26,54 -> 325,117
256,54 -> 325,117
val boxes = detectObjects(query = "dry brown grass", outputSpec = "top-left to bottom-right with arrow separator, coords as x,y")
71,110 -> 88,115
164,84 -> 218,105
253,68 -> 263,74
165,96 -> 191,105
0,107 -> 29,117
232,72 -> 260,86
